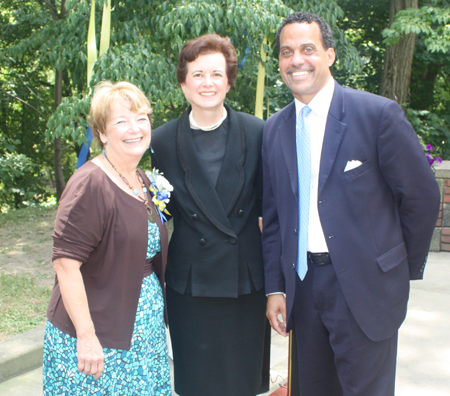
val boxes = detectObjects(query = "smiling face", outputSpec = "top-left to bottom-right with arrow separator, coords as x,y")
100,99 -> 151,164
180,52 -> 230,115
279,22 -> 335,104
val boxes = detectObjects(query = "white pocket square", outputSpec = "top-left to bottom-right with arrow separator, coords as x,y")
344,160 -> 362,172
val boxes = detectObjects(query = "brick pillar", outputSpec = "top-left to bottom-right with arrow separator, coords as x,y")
431,161 -> 450,251
441,179 -> 450,251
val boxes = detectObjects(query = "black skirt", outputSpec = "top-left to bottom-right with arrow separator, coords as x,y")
167,286 -> 269,396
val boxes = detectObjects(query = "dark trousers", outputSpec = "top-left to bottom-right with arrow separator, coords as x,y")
291,259 -> 398,396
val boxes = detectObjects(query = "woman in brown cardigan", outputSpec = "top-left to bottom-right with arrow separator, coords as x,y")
43,81 -> 172,395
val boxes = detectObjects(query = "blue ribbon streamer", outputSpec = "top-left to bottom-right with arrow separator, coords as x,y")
158,210 -> 168,224
76,126 -> 93,169
238,47 -> 250,69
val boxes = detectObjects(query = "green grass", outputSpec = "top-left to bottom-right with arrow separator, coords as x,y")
0,274 -> 52,340
0,204 -> 56,340
0,205 -> 56,228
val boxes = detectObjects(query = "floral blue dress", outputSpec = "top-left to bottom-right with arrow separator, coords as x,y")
43,221 -> 171,395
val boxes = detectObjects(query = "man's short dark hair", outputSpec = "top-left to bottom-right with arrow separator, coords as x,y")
275,12 -> 334,53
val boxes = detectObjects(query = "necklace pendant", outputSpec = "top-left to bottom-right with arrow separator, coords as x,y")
104,154 -> 153,219
146,205 -> 156,223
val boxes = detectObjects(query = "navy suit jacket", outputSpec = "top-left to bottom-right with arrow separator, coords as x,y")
262,81 -> 440,341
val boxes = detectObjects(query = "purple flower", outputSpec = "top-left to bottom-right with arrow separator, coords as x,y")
424,143 -> 442,168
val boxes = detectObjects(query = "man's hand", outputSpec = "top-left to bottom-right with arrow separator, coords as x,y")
266,294 -> 288,337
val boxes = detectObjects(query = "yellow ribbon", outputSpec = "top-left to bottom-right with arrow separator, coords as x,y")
87,0 -> 111,86
87,0 -> 97,86
99,0 -> 111,57
254,36 -> 267,120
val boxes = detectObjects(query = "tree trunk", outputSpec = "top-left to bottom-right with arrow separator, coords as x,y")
54,69 -> 65,200
380,0 -> 418,105
53,2 -> 68,201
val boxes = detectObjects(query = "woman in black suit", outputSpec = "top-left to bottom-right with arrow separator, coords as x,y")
151,34 -> 268,396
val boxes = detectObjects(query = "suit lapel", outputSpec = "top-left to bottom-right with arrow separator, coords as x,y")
215,105 -> 246,215
279,103 -> 298,199
319,82 -> 346,195
176,108 -> 237,238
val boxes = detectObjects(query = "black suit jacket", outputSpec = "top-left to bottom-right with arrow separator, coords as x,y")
152,105 -> 265,297
262,81 -> 440,341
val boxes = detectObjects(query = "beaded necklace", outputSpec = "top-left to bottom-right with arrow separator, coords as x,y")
189,107 -> 227,131
104,153 -> 156,223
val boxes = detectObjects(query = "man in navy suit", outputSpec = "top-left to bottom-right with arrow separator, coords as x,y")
262,12 -> 440,396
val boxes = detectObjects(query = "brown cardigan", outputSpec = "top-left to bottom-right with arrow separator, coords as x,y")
46,161 -> 168,350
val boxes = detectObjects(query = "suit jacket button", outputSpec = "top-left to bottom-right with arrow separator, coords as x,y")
191,214 -> 198,220
294,229 -> 297,234
292,263 -> 296,269
238,210 -> 245,217
229,237 -> 237,244
199,238 -> 206,246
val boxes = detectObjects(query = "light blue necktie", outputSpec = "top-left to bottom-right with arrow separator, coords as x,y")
296,105 -> 311,280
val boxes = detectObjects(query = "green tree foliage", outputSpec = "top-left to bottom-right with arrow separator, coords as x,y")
0,137 -> 49,209
383,0 -> 450,158
44,0 -> 363,140
2,0 -> 448,210
383,0 -> 450,53
408,38 -> 450,159
0,1 -> 57,209
336,0 -> 390,92
337,0 -> 450,159
1,0 -> 364,208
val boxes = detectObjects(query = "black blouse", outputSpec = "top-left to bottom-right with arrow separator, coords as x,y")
191,117 -> 230,187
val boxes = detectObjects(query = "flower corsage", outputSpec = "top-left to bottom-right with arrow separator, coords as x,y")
145,168 -> 173,223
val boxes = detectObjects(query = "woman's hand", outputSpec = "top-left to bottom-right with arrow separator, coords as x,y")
54,257 -> 105,380
77,332 -> 105,380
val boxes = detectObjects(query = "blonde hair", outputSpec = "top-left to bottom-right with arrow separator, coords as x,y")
89,81 -> 153,148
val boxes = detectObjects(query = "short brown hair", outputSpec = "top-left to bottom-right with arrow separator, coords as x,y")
89,81 -> 152,148
176,34 -> 237,87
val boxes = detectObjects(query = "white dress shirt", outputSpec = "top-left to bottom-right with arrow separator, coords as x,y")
294,77 -> 335,253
